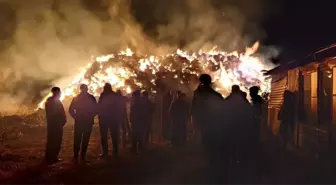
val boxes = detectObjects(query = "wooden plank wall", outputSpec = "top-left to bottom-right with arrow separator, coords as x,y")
288,69 -> 299,92
269,77 -> 287,108
268,76 -> 287,135
297,65 -> 330,154
287,69 -> 300,145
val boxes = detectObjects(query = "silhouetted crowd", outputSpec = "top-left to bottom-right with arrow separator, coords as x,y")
44,73 -> 268,182
192,74 -> 266,182
44,83 -> 156,163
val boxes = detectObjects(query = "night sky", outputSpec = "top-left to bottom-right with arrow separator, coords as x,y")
264,0 -> 336,62
0,0 -> 334,66
128,0 -> 336,63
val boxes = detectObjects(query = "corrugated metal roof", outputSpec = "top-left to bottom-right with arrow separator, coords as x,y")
265,43 -> 336,76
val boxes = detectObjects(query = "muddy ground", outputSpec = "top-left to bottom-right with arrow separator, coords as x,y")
1,117 -> 336,184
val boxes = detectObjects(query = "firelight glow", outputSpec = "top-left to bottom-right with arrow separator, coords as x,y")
37,42 -> 271,109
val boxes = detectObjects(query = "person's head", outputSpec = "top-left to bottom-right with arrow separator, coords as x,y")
142,91 -> 149,98
103,83 -> 112,94
231,85 -> 240,93
249,86 -> 260,96
199,74 -> 212,86
116,89 -> 122,96
51,87 -> 61,98
80,84 -> 88,93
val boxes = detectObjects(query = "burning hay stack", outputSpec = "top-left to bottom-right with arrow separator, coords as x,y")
37,42 -> 271,109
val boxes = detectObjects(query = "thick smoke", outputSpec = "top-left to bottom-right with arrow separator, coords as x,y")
0,0 -> 277,114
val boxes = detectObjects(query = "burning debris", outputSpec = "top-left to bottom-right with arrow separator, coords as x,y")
37,42 -> 271,109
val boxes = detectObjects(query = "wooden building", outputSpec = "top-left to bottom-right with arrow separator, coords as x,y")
265,44 -> 336,155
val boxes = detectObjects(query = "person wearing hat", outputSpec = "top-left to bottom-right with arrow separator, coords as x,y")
69,84 -> 97,162
45,87 -> 66,163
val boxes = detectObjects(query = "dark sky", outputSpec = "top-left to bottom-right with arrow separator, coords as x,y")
263,0 -> 336,62
128,0 -> 336,62
0,0 -> 335,63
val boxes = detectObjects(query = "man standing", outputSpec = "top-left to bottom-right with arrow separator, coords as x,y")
98,83 -> 121,157
249,86 -> 265,144
45,87 -> 66,163
98,85 -> 127,156
191,74 -> 225,182
69,84 -> 97,162
249,86 -> 266,182
225,85 -> 254,182
191,74 -> 224,148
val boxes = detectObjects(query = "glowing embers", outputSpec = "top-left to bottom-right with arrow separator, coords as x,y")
37,42 -> 270,109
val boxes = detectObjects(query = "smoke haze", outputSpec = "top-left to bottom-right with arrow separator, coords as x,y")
0,0 -> 278,114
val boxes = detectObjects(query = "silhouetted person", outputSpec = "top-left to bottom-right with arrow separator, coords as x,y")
191,74 -> 224,181
116,90 -> 130,149
225,84 -> 241,100
247,86 -> 265,181
98,83 -> 121,157
250,86 -> 264,108
278,90 -> 295,148
69,84 -> 97,162
224,85 -> 254,181
170,92 -> 190,147
192,74 -> 224,139
142,91 -> 154,146
45,87 -> 66,163
249,86 -> 265,144
130,90 -> 145,153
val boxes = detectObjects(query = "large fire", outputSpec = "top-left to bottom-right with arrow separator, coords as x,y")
37,42 -> 271,109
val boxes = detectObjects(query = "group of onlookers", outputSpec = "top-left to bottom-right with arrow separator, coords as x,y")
44,72 -> 273,178
43,72 -> 298,184
44,83 -> 153,163
191,74 -> 265,182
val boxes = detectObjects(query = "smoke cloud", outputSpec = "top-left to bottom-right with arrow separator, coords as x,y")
0,0 -> 278,114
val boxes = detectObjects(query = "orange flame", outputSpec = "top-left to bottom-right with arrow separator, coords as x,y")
37,43 -> 271,110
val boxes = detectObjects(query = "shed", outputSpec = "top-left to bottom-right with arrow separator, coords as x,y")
265,43 -> 336,155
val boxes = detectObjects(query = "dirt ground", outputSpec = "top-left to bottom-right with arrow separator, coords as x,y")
1,120 -> 336,184
0,122 -> 99,179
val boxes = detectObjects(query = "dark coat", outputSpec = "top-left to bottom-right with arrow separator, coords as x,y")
45,96 -> 66,127
69,92 -> 97,122
223,93 -> 254,144
191,85 -> 224,129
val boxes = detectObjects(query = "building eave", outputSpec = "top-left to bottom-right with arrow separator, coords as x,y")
264,43 -> 336,76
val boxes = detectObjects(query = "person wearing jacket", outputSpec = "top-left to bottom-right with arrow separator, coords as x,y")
45,87 -> 66,163
69,84 -> 97,162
